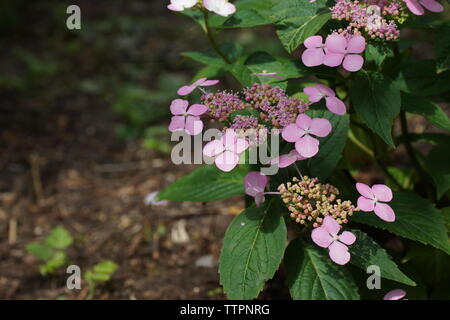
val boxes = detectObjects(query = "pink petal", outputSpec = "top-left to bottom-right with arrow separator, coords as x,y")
193,77 -> 207,86
187,104 -> 208,116
339,231 -> 356,245
383,289 -> 407,300
168,116 -> 186,132
342,54 -> 364,72
325,34 -> 347,53
296,114 -> 312,131
325,96 -> 346,115
296,135 -> 319,158
167,4 -> 183,11
254,193 -> 265,207
274,150 -> 305,168
234,138 -> 249,154
185,116 -> 203,135
221,129 -> 238,150
374,203 -> 396,222
301,48 -> 325,67
215,150 -> 239,172
356,182 -> 374,198
404,0 -> 425,15
177,85 -> 196,96
304,35 -> 323,48
328,241 -> 351,265
203,140 -> 224,158
372,184 -> 393,202
420,0 -> 444,12
309,118 -> 332,137
304,86 -> 323,103
218,3 -> 237,16
282,124 -> 303,143
311,227 -> 334,248
322,216 -> 341,235
316,84 -> 335,97
323,52 -> 345,67
201,79 -> 220,86
346,36 -> 366,54
357,196 -> 375,212
170,99 -> 189,115
244,171 -> 269,197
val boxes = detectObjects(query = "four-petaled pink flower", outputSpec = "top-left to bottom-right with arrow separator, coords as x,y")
356,183 -> 396,222
311,216 -> 356,265
270,150 -> 306,168
168,99 -> 207,135
203,129 -> 249,172
177,77 -> 219,96
304,84 -> 346,115
324,34 -> 366,72
204,0 -> 236,17
167,0 -> 198,12
282,114 -> 332,158
301,35 -> 326,67
244,172 -> 269,207
383,289 -> 407,300
404,0 -> 443,15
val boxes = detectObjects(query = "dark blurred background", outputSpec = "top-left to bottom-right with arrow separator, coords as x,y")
0,0 -> 287,299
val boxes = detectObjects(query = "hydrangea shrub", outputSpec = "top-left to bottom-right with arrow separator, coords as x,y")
161,0 -> 450,300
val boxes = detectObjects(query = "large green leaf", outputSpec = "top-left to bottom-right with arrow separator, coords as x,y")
436,22 -> 450,73
426,145 -> 450,199
272,0 -> 331,53
220,0 -> 275,29
401,92 -> 450,131
395,60 -> 450,97
157,165 -> 247,202
349,230 -> 416,286
219,202 -> 287,299
351,192 -> 450,255
300,109 -> 349,180
351,71 -> 401,147
285,240 -> 360,300
45,226 -> 73,250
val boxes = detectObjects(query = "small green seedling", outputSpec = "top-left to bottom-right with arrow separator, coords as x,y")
26,226 -> 73,275
84,260 -> 118,299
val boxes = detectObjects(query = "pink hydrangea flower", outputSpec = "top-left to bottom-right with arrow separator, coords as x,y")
281,114 -> 332,158
244,172 -> 269,207
324,34 -> 366,72
203,0 -> 236,17
301,35 -> 326,67
304,84 -> 346,115
270,150 -> 306,168
203,129 -> 249,172
167,0 -> 198,11
311,216 -> 356,265
356,183 -> 396,222
404,0 -> 443,15
383,289 -> 407,300
168,99 -> 207,135
177,77 -> 219,96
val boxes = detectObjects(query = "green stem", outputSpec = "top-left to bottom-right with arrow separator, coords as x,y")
203,10 -> 232,64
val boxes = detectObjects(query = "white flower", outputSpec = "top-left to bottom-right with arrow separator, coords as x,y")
203,0 -> 236,17
167,0 -> 198,12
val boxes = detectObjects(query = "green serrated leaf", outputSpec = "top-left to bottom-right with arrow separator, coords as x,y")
401,92 -> 450,131
158,165 -> 248,202
301,109 -> 349,180
351,191 -> 450,255
272,0 -> 331,53
85,260 -> 118,284
349,230 -> 416,286
426,145 -> 450,199
351,71 -> 400,147
45,226 -> 73,250
285,240 -> 360,300
219,202 -> 287,299
40,251 -> 67,275
220,0 -> 275,29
